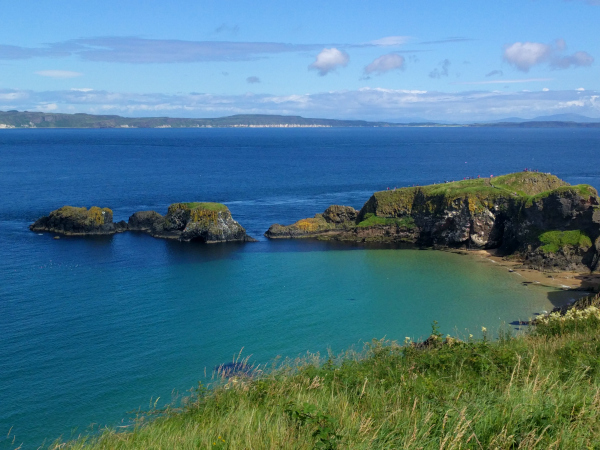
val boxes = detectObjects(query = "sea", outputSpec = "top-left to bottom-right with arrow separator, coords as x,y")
1,127 -> 600,448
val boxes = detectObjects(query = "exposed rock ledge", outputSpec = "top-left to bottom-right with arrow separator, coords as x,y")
265,172 -> 600,272
30,202 -> 256,243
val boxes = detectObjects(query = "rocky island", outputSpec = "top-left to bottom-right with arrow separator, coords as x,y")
30,202 -> 256,243
266,172 -> 600,272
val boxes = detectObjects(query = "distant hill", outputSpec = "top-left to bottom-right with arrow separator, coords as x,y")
0,111 -> 411,128
0,110 -> 599,129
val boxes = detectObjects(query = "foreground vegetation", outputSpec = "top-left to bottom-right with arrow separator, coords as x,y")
54,294 -> 600,449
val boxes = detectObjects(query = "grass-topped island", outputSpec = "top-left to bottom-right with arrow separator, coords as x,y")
31,202 -> 257,243
266,172 -> 600,273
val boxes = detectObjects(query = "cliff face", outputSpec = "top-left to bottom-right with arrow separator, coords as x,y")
29,206 -> 127,235
266,173 -> 600,271
31,202 -> 255,243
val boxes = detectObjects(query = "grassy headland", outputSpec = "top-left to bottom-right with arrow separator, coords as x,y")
57,294 -> 600,449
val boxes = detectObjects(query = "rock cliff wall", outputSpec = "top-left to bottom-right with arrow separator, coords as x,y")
266,173 -> 600,272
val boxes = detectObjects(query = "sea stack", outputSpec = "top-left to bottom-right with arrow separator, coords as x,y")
29,206 -> 127,235
129,202 -> 256,243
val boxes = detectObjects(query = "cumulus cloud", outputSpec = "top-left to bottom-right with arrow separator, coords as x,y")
485,70 -> 503,77
35,70 -> 82,78
246,76 -> 260,84
363,53 -> 405,76
369,36 -> 411,47
504,39 -> 594,71
308,48 -> 349,76
429,59 -> 451,79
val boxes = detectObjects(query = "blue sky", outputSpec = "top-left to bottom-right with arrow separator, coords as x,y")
0,0 -> 598,121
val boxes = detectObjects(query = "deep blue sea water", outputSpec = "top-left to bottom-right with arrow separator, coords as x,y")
2,127 -> 600,448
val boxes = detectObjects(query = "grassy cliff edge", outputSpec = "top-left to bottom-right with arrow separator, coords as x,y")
57,294 -> 600,449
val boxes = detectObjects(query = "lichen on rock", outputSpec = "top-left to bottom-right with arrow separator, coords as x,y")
30,205 -> 127,235
131,202 -> 255,243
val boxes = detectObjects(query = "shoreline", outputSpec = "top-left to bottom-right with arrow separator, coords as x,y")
448,247 -> 599,308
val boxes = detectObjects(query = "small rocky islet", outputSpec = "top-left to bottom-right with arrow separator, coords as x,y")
30,202 -> 256,243
30,172 -> 600,273
265,172 -> 600,272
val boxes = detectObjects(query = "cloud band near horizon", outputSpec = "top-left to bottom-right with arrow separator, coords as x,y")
0,87 -> 598,122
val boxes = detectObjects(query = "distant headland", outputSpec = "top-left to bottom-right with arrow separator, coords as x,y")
266,171 -> 600,273
2,110 -> 600,129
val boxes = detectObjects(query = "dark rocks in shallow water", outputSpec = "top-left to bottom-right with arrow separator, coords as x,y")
29,206 -> 126,235
265,205 -> 358,239
32,202 -> 256,244
148,202 -> 256,243
127,210 -> 164,232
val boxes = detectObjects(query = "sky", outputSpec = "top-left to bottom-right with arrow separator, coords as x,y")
0,0 -> 598,122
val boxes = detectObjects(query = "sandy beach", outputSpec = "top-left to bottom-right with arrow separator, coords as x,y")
447,248 -> 600,307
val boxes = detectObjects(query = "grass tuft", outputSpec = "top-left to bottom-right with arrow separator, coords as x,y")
538,229 -> 592,253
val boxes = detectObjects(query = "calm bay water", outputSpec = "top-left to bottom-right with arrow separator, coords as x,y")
1,127 -> 600,448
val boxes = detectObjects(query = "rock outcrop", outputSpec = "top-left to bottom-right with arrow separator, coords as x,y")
29,206 -> 127,235
265,205 -> 358,239
133,202 -> 256,243
31,202 -> 256,243
266,172 -> 600,272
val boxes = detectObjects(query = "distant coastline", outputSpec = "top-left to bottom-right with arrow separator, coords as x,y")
1,110 -> 599,129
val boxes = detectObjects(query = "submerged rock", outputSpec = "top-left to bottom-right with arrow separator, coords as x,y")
30,206 -> 127,235
265,172 -> 600,271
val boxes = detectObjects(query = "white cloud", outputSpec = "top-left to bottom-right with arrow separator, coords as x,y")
2,87 -> 600,122
71,88 -> 93,92
503,42 -> 552,71
577,88 -> 585,91
543,88 -> 550,91
504,40 -> 594,72
364,53 -> 405,76
35,70 -> 82,78
369,36 -> 411,47
308,48 -> 349,76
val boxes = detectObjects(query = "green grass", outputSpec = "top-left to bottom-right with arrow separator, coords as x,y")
525,185 -> 597,207
180,202 -> 228,212
356,213 -> 415,228
538,230 -> 592,253
54,297 -> 600,450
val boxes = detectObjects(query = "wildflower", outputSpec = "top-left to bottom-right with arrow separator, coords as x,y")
469,334 -> 473,339
481,327 -> 487,332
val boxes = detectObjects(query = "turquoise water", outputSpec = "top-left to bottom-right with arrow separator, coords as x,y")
2,127 -> 600,448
